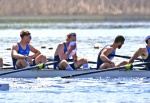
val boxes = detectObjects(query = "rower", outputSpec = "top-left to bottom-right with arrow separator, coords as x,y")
97,35 -> 127,69
54,33 -> 88,70
128,35 -> 150,70
11,30 -> 47,69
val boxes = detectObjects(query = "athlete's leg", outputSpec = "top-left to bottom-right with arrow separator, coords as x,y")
74,58 -> 88,69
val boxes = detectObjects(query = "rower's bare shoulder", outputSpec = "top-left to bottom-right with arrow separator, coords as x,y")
12,43 -> 19,50
57,43 -> 64,48
101,46 -> 113,54
105,46 -> 113,51
28,44 -> 34,48
138,47 -> 146,52
12,43 -> 18,47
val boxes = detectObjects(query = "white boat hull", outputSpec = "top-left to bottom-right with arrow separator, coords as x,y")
0,69 -> 150,78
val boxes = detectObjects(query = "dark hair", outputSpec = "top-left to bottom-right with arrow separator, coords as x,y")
114,35 -> 125,43
20,30 -> 31,38
66,33 -> 76,38
146,40 -> 148,44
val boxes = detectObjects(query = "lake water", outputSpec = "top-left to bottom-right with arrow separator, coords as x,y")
0,18 -> 150,103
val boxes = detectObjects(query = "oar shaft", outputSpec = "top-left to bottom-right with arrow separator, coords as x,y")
3,63 -> 12,66
0,66 -> 13,69
0,62 -> 55,76
61,62 -> 150,78
110,54 -> 143,61
47,58 -> 97,64
61,68 -> 121,78
47,54 -> 143,64
67,59 -> 96,64
0,66 -> 38,76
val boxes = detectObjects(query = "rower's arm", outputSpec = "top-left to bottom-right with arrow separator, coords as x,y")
12,44 -> 27,59
58,44 -> 72,60
29,44 -> 41,59
128,48 -> 144,63
73,53 -> 77,62
100,48 -> 112,63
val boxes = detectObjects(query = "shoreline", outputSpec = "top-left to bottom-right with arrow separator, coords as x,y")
1,15 -> 150,22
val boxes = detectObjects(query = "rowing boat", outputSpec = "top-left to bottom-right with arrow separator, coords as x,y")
0,68 -> 149,78
0,55 -> 146,78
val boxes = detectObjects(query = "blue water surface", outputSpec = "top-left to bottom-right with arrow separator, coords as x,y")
0,20 -> 150,103
0,77 -> 150,103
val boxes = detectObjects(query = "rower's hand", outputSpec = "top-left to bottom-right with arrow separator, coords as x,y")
126,60 -> 130,64
73,55 -> 78,62
70,44 -> 76,51
26,56 -> 33,65
109,61 -> 115,67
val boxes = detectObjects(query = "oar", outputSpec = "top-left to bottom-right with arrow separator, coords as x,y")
3,63 -> 12,66
1,57 -> 55,67
67,59 -> 97,64
0,66 -> 13,69
61,62 -> 150,78
47,58 -> 97,64
47,58 -> 54,62
1,57 -> 56,69
47,54 -> 143,64
110,54 -> 143,61
0,62 -> 56,76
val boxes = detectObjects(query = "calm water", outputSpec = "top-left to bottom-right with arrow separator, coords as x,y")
0,18 -> 150,103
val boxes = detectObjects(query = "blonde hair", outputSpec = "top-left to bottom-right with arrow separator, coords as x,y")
20,30 -> 30,38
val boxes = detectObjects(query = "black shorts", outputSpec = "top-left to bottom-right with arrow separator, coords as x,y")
15,59 -> 36,69
57,63 -> 76,70
30,59 -> 36,66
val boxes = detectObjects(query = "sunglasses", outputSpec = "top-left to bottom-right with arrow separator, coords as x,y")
26,35 -> 32,39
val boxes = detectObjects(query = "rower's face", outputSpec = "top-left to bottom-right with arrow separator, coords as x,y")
118,41 -> 124,49
148,39 -> 150,44
69,36 -> 76,42
23,35 -> 32,43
